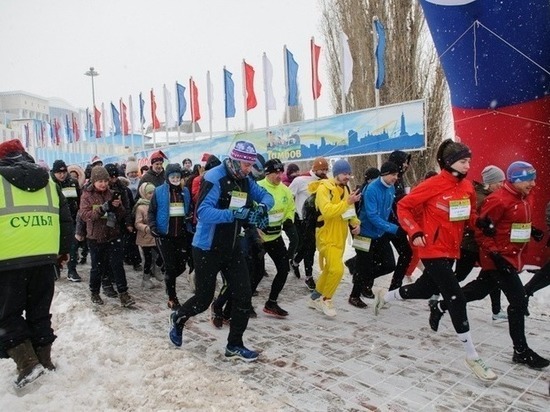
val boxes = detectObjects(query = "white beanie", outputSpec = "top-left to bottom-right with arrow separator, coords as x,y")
125,156 -> 139,174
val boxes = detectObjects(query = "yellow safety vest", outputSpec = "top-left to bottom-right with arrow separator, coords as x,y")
0,176 -> 60,261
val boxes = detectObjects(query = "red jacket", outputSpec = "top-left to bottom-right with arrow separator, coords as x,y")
475,182 -> 532,271
398,170 -> 477,259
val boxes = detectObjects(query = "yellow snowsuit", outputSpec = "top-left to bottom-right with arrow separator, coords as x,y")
309,178 -> 360,299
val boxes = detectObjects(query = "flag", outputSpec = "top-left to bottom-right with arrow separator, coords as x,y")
223,68 -> 236,118
176,82 -> 187,126
94,106 -> 101,138
310,39 -> 322,100
340,31 -> 353,95
374,19 -> 386,89
262,53 -> 276,110
72,113 -> 80,142
163,84 -> 175,128
206,71 -> 214,110
111,102 -> 121,135
150,89 -> 161,130
128,95 -> 135,135
139,92 -> 146,127
65,114 -> 73,143
285,48 -> 299,106
54,118 -> 61,145
24,123 -> 30,148
120,100 -> 129,135
190,78 -> 201,122
243,61 -> 257,110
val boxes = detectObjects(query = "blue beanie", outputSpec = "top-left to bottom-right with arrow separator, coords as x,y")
507,161 -> 536,183
332,159 -> 352,177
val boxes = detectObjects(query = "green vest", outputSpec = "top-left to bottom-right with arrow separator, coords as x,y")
0,176 -> 60,262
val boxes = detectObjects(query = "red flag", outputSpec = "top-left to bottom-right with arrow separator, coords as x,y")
72,113 -> 80,142
53,118 -> 61,145
94,106 -> 102,138
190,78 -> 201,122
150,89 -> 161,130
120,100 -> 129,135
244,61 -> 257,110
311,39 -> 322,100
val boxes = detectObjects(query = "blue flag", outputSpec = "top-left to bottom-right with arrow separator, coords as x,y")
285,48 -> 299,106
139,92 -> 146,126
375,19 -> 386,89
65,114 -> 73,143
111,102 -> 121,135
224,68 -> 236,118
176,82 -> 187,126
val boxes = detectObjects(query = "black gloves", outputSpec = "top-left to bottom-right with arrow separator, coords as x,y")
476,216 -> 496,237
282,219 -> 294,231
490,252 -> 516,276
531,227 -> 544,242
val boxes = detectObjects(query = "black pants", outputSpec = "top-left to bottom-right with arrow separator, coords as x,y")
524,261 -> 550,296
351,236 -> 395,298
388,229 -> 413,290
283,221 -> 299,263
0,264 -> 57,357
176,243 -> 252,347
156,236 -> 187,301
399,258 -> 470,334
263,236 -> 290,302
68,232 -> 79,272
124,230 -> 142,265
88,238 -> 129,294
442,269 -> 528,352
455,247 -> 502,314
293,220 -> 316,277
141,245 -> 159,274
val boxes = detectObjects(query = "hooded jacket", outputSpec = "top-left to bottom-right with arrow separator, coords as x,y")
79,184 -> 126,243
51,171 -> 81,221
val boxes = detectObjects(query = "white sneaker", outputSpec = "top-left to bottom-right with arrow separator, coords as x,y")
373,288 -> 387,316
307,297 -> 323,312
465,358 -> 498,382
492,311 -> 508,322
320,298 -> 337,317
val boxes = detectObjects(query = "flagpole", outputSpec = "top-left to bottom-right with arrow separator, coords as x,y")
283,45 -> 290,125
340,33 -> 347,114
207,70 -> 213,138
242,60 -> 248,132
163,84 -> 169,145
373,16 -> 381,169
262,52 -> 270,129
175,82 -> 181,145
311,37 -> 318,120
151,89 -> 157,149
101,102 -> 107,156
129,95 -> 135,154
224,66 -> 229,134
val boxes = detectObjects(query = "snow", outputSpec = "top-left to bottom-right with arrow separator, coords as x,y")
1,245 -> 548,411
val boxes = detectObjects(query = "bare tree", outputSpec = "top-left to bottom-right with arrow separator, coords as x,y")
320,0 -> 450,186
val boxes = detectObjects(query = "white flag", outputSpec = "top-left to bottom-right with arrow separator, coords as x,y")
340,32 -> 353,95
262,53 -> 276,110
207,70 -> 214,109
164,84 -> 175,128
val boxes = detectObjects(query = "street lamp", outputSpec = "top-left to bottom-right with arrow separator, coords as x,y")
84,67 -> 99,109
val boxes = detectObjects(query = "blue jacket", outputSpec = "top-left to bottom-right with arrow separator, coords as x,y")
192,163 -> 274,251
149,183 -> 191,236
359,177 -> 398,239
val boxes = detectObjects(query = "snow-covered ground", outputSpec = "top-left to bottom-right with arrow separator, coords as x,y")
1,244 -> 548,411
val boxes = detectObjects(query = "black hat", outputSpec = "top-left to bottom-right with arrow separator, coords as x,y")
364,167 -> 380,181
52,159 -> 68,173
436,139 -> 471,170
264,158 -> 284,174
380,161 -> 399,176
104,163 -> 119,178
165,163 -> 183,181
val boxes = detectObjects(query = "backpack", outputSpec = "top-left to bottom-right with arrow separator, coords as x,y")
302,193 -> 322,229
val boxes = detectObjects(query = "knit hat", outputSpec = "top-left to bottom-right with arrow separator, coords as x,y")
264,159 -> 285,174
52,159 -> 68,173
481,165 -> 505,185
286,163 -> 299,177
507,161 -> 536,183
0,139 -> 26,160
90,166 -> 110,183
104,163 -> 119,178
436,138 -> 472,169
165,163 -> 183,180
332,159 -> 352,177
150,150 -> 167,165
380,161 -> 399,176
312,157 -> 329,172
364,167 -> 381,181
90,155 -> 102,167
229,140 -> 257,163
138,182 -> 156,198
125,156 -> 139,174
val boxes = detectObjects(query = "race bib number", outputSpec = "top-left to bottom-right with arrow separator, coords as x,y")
352,235 -> 371,252
342,206 -> 357,220
169,202 -> 185,216
510,223 -> 531,243
449,199 -> 471,221
268,211 -> 284,224
62,187 -> 78,198
229,191 -> 247,210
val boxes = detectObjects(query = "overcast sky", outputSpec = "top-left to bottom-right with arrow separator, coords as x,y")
1,0 -> 334,133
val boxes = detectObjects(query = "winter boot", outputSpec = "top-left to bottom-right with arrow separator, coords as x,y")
102,284 -> 118,298
35,344 -> 56,371
141,272 -> 154,289
119,291 -> 136,307
6,340 -> 46,388
151,263 -> 164,282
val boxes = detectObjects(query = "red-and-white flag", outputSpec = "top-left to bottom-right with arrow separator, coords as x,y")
311,38 -> 322,100
244,61 -> 257,110
150,89 -> 161,130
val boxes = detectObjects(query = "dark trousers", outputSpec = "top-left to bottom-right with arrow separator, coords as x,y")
141,245 -> 159,274
525,261 -> 550,296
283,221 -> 299,263
293,220 -> 316,277
388,229 -> 413,290
351,236 -> 395,298
455,247 -> 502,314
0,264 -> 57,356
263,236 -> 290,302
400,258 -> 470,334
88,238 -> 128,294
156,236 -> 188,301
68,234 -> 79,272
176,243 -> 252,347
443,269 -> 528,351
124,230 -> 142,265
